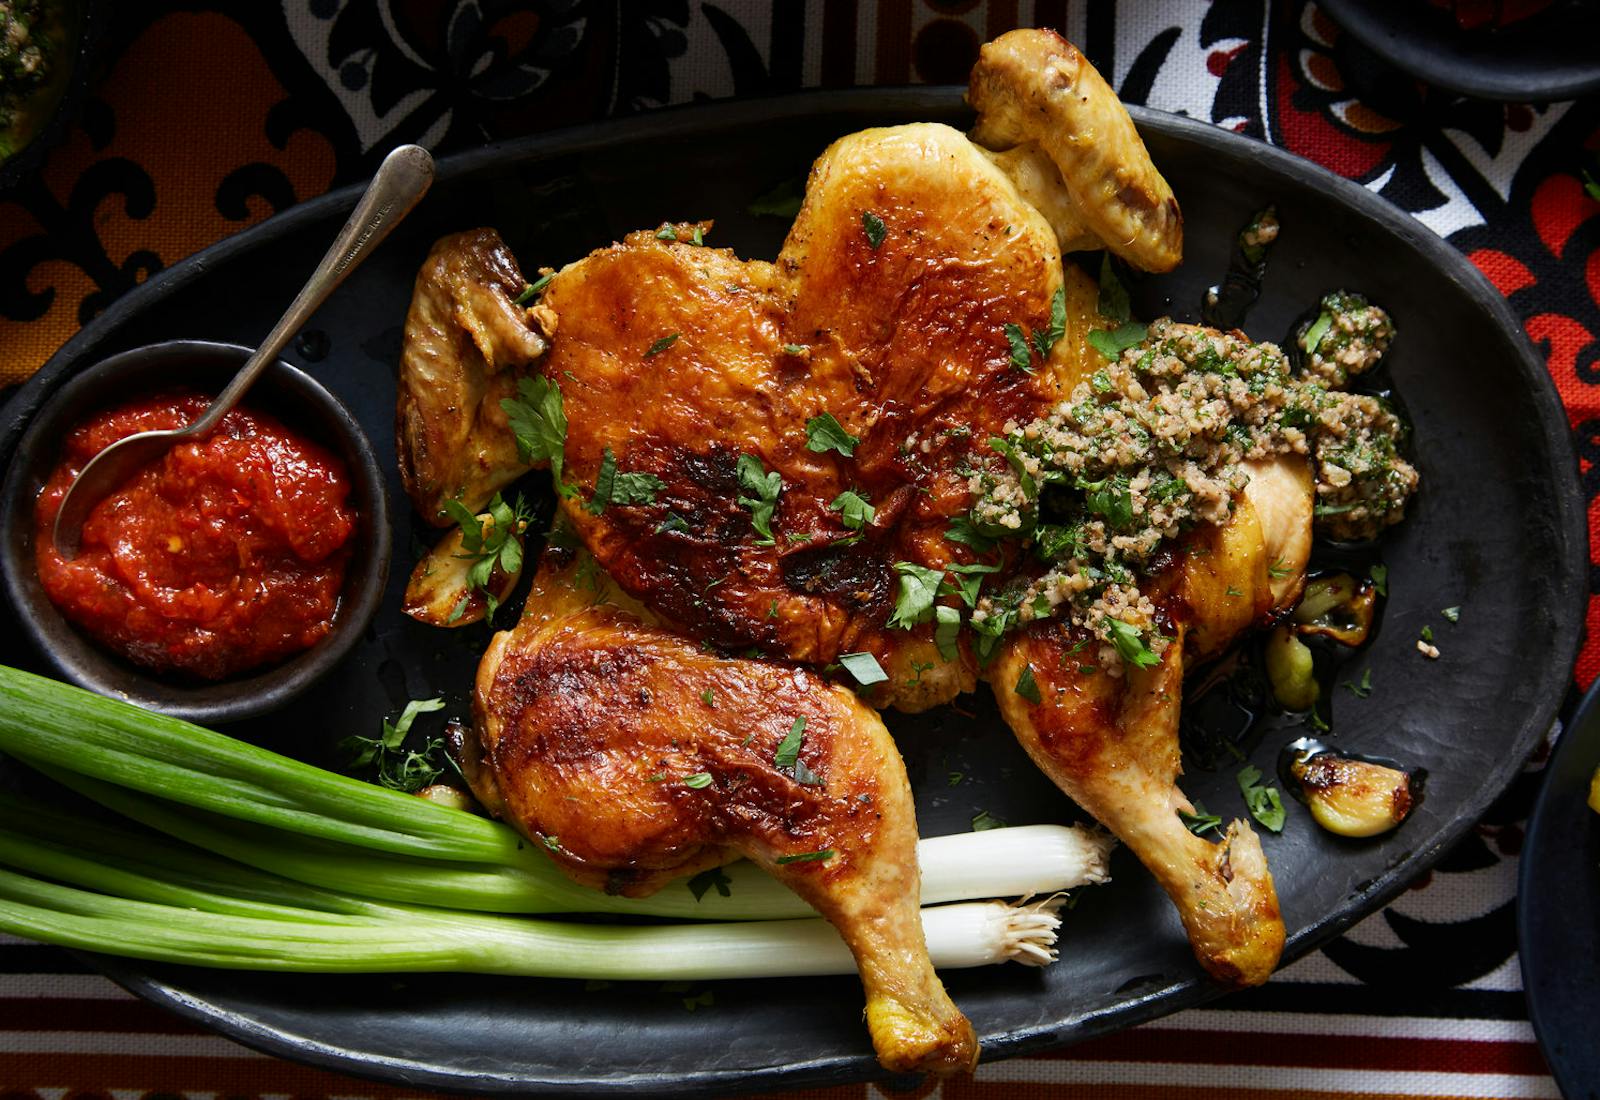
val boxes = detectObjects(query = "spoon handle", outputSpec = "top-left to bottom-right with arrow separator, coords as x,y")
191,144 -> 436,435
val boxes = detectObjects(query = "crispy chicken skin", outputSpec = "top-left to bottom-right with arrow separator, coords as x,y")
967,29 -> 1183,272
472,547 -> 977,1076
398,229 -> 548,523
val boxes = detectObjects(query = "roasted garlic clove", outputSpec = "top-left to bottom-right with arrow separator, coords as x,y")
403,511 -> 524,627
413,783 -> 478,812
1291,573 -> 1377,646
1291,753 -> 1416,838
1264,625 -> 1319,710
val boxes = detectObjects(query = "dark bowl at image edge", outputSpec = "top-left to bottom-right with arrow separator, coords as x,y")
0,339 -> 391,723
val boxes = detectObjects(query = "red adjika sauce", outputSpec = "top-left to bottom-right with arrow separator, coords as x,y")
33,392 -> 357,680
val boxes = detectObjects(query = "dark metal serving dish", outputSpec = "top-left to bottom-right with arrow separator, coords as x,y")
0,90 -> 1585,1095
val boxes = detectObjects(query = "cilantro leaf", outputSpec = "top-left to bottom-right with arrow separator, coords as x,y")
1237,765 -> 1286,833
1088,322 -> 1148,362
1106,618 -> 1161,669
989,436 -> 1038,499
971,809 -> 1007,832
774,716 -> 806,770
683,772 -> 713,789
830,489 -> 874,531
1179,804 -> 1223,836
500,376 -> 572,494
1368,562 -> 1388,597
806,412 -> 859,456
656,513 -> 689,534
655,225 -> 677,240
1344,668 -> 1373,698
1033,285 -> 1068,361
586,448 -> 618,515
444,493 -> 531,621
838,652 -> 888,686
1004,323 -> 1035,373
644,333 -> 680,358
1442,605 -> 1460,623
735,454 -> 782,544
686,866 -> 732,901
1014,663 -> 1042,704
940,562 -> 999,609
946,514 -> 997,553
339,697 -> 451,792
934,604 -> 962,662
862,211 -> 887,249
887,562 -> 945,629
1078,473 -> 1133,529
1098,254 -> 1132,323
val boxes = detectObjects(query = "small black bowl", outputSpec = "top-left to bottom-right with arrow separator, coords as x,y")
0,339 -> 390,723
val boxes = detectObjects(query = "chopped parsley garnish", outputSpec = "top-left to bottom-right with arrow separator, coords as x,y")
837,652 -> 888,686
701,688 -> 715,706
686,866 -> 732,901
946,514 -> 997,553
500,376 -> 573,495
441,492 -> 531,622
657,513 -> 690,534
776,849 -> 835,864
1344,668 -> 1373,698
971,809 -> 1007,832
691,226 -> 704,246
586,447 -> 664,515
989,436 -> 1038,499
1106,618 -> 1161,669
1078,473 -> 1133,528
682,772 -> 713,789
1033,285 -> 1068,361
644,333 -> 680,358
934,605 -> 962,662
782,343 -> 806,355
655,225 -> 677,240
792,758 -> 824,786
1005,323 -> 1035,373
1087,321 -> 1149,362
1302,311 -> 1334,355
1225,585 -> 1243,597
861,211 -> 887,249
1237,765 -> 1286,833
887,562 -> 944,629
735,454 -> 782,544
773,716 -> 806,770
1442,606 -> 1460,623
1420,625 -> 1434,643
805,412 -> 859,456
340,697 -> 451,792
829,490 -> 874,531
1179,804 -> 1223,836
948,771 -> 964,786
940,562 -> 999,609
1013,664 -> 1042,704
1368,562 -> 1388,596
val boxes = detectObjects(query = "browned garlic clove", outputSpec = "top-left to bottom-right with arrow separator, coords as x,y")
1291,752 -> 1416,838
403,513 -> 523,627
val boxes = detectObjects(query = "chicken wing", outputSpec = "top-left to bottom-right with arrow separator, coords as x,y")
470,544 -> 977,1076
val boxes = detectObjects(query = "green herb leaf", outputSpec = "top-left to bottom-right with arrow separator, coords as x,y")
1179,804 -> 1223,836
1078,473 -> 1133,528
940,562 -> 999,610
773,716 -> 806,770
500,375 -> 571,492
1004,323 -> 1035,373
934,605 -> 962,662
686,866 -> 732,901
1583,168 -> 1600,203
655,225 -> 677,240
829,490 -> 874,531
1237,765 -> 1286,833
838,652 -> 888,686
1420,625 -> 1434,643
1098,254 -> 1131,323
1344,668 -> 1373,698
1442,606 -> 1460,623
644,333 -> 680,358
656,513 -> 690,534
887,562 -> 945,629
971,809 -> 1007,832
340,698 -> 451,792
776,848 -> 835,864
946,514 -> 997,553
682,772 -> 713,789
1268,558 -> 1295,579
791,758 -> 824,786
1106,618 -> 1161,669
691,226 -> 704,246
989,436 -> 1038,499
701,688 -> 715,706
1032,285 -> 1068,361
1368,562 -> 1388,597
748,177 -> 805,219
805,412 -> 859,456
1014,664 -> 1042,705
735,454 -> 783,545
862,211 -> 887,249
947,771 -> 964,786
585,448 -> 618,515
1302,311 -> 1334,355
782,343 -> 806,355
1087,322 -> 1148,362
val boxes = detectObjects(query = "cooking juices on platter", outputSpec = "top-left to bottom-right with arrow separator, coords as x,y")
32,391 -> 356,680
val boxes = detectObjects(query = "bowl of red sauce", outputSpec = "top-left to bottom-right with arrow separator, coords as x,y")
0,340 -> 390,722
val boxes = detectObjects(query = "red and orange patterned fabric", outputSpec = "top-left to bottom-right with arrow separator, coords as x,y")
0,2 -> 1592,1098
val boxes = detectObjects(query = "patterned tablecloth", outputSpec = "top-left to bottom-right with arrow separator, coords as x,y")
1,2 -> 1595,1098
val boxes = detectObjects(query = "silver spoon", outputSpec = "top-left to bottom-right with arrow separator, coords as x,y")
52,143 -> 435,559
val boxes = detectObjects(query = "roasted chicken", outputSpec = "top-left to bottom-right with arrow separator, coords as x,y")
395,28 -> 1320,1074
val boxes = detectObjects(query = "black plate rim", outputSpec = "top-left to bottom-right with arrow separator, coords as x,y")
1517,678 -> 1600,1095
1318,0 -> 1600,102
0,87 -> 1587,1095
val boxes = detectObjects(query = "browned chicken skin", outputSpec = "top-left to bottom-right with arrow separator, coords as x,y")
397,27 -> 1307,1073
471,547 -> 977,1075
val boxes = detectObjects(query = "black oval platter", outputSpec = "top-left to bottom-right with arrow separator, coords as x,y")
0,89 -> 1585,1096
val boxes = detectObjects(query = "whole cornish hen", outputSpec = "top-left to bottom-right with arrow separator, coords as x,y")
469,541 -> 976,1074
394,26 -> 1411,1070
